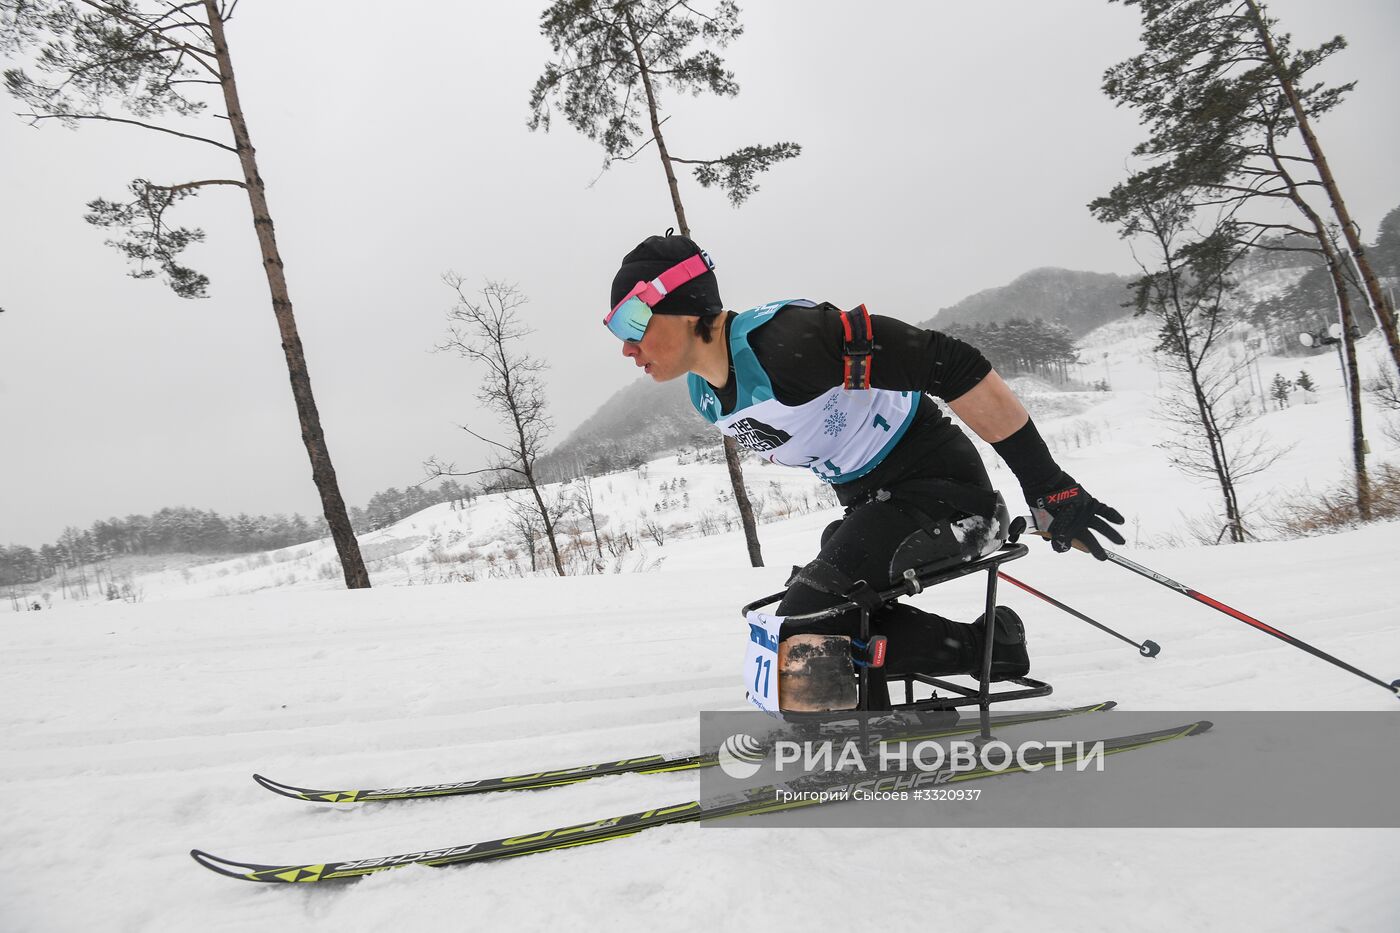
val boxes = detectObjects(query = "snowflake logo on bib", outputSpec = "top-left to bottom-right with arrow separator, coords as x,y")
823,409 -> 848,437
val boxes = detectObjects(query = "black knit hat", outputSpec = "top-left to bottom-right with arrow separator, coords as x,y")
610,232 -> 723,317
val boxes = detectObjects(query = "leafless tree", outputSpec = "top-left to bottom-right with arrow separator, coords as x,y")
429,278 -> 567,575
1,0 -> 370,587
640,518 -> 666,547
1123,195 -> 1288,542
571,476 -> 605,563
504,499 -> 544,574
1366,371 -> 1400,447
603,529 -> 633,561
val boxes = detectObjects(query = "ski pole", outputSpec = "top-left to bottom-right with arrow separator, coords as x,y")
997,571 -> 1161,658
1099,547 -> 1399,700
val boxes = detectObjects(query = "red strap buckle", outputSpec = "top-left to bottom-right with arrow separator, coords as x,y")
839,304 -> 874,390
868,635 -> 887,669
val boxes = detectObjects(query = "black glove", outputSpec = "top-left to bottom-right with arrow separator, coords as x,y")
1027,472 -> 1125,560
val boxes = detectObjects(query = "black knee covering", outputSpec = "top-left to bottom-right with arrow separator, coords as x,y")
888,494 -> 1012,578
796,558 -> 886,613
790,557 -> 858,599
889,525 -> 964,580
779,557 -> 887,640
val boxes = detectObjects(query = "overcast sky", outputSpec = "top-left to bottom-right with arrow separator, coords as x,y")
2,0 -> 1397,548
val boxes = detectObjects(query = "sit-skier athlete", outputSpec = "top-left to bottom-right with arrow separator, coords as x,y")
607,232 -> 1126,711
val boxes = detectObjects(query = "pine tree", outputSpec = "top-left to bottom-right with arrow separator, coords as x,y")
1098,0 -> 1399,382
1294,370 -> 1316,403
1097,0 -> 1376,518
1270,373 -> 1292,409
1375,204 -> 1400,280
1,1 -> 370,586
529,0 -> 801,569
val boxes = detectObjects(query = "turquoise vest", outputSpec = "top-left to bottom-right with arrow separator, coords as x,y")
688,300 -> 918,484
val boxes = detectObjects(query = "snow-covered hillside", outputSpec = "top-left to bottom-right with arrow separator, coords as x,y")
22,311 -> 1393,608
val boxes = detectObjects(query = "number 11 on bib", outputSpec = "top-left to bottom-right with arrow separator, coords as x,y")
743,611 -> 783,715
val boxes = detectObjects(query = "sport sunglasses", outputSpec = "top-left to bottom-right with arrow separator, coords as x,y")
604,251 -> 715,342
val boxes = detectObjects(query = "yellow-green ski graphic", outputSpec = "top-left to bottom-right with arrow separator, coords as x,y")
193,717 -> 1211,884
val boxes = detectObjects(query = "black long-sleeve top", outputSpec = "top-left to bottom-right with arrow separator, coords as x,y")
711,301 -> 995,503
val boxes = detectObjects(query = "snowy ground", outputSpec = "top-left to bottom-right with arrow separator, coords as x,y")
4,321 -> 1399,931
3,513 -> 1398,932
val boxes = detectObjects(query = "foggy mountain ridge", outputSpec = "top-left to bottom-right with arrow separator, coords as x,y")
920,267 -> 1137,337
537,375 -> 707,480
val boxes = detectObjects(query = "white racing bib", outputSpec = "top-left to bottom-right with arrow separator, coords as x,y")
689,300 -> 918,486
742,611 -> 783,715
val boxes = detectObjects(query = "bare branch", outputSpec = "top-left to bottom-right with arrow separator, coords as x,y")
421,456 -> 509,481
18,111 -> 236,151
149,178 -> 245,191
452,423 -> 517,456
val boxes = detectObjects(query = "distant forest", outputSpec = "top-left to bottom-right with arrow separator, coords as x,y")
0,480 -> 472,586
940,318 -> 1081,383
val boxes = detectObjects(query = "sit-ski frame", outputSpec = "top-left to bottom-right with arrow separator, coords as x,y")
741,535 -> 1051,741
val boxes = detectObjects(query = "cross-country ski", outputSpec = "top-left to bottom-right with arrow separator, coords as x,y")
251,701 -> 1117,803
194,720 -> 1211,883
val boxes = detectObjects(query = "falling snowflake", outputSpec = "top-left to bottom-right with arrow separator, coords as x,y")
823,409 -> 847,437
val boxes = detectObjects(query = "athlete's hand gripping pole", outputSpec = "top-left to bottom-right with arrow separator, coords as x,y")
1027,475 -> 1125,560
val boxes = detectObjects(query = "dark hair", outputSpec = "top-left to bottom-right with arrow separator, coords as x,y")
694,313 -> 721,343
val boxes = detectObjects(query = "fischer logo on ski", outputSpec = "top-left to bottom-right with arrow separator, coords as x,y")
338,845 -> 481,871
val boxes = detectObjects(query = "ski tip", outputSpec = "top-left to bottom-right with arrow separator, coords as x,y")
191,848 -> 256,880
252,772 -> 282,791
1190,720 -> 1214,735
253,773 -> 319,800
191,848 -> 311,883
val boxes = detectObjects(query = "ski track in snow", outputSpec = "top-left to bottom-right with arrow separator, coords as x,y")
3,327 -> 1399,932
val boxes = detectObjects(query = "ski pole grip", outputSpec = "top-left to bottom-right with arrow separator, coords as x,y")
1028,529 -> 1092,555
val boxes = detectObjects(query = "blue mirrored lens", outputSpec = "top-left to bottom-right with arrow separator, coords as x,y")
605,295 -> 652,342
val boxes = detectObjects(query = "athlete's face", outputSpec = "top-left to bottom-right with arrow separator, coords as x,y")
621,314 -> 696,382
